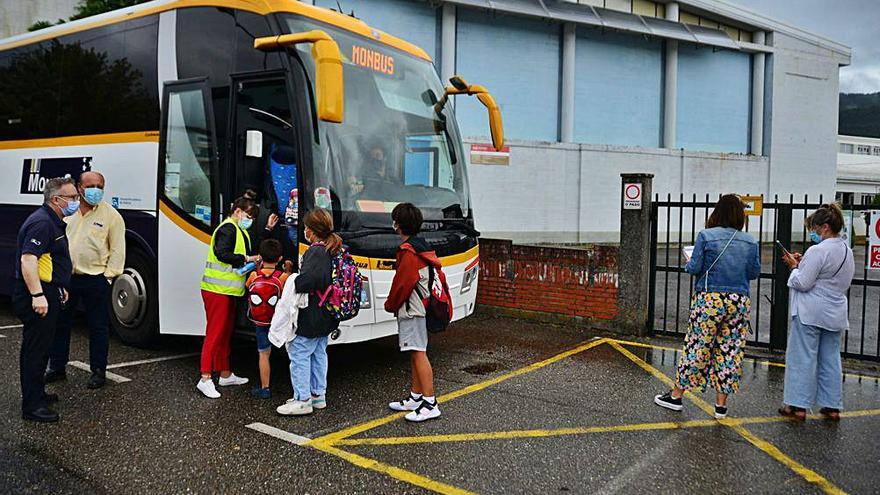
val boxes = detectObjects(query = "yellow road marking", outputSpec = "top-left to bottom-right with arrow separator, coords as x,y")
310,337 -> 608,445
607,338 -> 880,382
336,419 -> 721,446
607,341 -> 716,415
729,424 -> 847,495
309,442 -> 477,495
334,409 -> 880,446
608,340 -> 848,495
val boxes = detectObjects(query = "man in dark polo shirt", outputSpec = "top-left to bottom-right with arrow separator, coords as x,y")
14,177 -> 76,422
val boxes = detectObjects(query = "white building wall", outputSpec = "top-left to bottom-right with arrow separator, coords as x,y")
765,31 -> 847,202
467,138 -> 768,243
0,0 -> 78,38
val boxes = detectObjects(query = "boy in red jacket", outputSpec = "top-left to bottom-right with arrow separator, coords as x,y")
384,203 -> 442,422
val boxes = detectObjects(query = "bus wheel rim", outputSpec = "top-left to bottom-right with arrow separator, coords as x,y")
112,268 -> 148,328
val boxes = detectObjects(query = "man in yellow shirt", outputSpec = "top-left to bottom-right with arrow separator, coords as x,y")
45,171 -> 126,389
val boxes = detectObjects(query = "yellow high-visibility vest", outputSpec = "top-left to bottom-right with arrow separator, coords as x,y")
200,217 -> 251,296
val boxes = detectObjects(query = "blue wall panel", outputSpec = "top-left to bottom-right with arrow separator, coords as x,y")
574,28 -> 662,147
313,0 -> 439,60
676,45 -> 751,153
456,10 -> 560,141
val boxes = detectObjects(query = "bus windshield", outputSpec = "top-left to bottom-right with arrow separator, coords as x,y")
282,15 -> 470,231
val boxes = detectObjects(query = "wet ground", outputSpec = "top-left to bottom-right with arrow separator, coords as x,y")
1,300 -> 879,494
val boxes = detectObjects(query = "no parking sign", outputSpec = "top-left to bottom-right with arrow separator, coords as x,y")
869,211 -> 880,270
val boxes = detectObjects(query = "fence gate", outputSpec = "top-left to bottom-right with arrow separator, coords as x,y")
647,194 -> 879,362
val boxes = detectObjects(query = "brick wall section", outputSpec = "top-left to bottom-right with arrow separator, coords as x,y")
476,239 -> 619,321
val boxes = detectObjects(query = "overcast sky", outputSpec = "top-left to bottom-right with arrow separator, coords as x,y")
727,0 -> 880,94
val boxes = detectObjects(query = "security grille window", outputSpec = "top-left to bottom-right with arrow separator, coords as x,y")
873,146 -> 880,156
164,88 -> 213,226
856,145 -> 871,155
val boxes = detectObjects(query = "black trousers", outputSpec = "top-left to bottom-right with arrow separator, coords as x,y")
13,281 -> 63,413
50,274 -> 111,373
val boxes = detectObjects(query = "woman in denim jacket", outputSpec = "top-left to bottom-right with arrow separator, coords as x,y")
778,204 -> 853,421
655,195 -> 761,419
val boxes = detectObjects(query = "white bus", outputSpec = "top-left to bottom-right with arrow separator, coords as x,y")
0,0 -> 503,346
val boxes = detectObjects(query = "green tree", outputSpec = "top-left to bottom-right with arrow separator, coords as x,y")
26,0 -> 147,30
69,0 -> 150,21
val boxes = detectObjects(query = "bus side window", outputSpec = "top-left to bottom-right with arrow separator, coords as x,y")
163,88 -> 214,226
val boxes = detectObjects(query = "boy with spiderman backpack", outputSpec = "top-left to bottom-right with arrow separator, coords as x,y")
245,239 -> 291,399
384,203 -> 453,422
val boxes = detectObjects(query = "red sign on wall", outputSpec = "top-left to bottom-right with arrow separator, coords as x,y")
870,211 -> 880,270
870,246 -> 880,270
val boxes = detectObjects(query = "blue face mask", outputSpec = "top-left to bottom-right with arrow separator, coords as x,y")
238,217 -> 253,230
83,187 -> 103,206
809,231 -> 822,244
60,198 -> 80,217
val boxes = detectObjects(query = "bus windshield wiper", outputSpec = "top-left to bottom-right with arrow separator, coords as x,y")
436,219 -> 480,237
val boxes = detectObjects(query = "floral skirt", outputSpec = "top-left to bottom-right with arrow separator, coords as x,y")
676,292 -> 750,395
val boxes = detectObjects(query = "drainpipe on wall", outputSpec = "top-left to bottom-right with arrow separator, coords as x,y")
662,2 -> 679,149
560,22 -> 576,143
750,31 -> 766,156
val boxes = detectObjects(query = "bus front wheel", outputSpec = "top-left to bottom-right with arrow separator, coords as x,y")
110,248 -> 159,347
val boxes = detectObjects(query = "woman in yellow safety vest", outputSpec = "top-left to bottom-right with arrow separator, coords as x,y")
196,196 -> 261,399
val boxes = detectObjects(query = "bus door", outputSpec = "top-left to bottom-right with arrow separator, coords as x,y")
157,80 -> 220,335
228,74 -> 301,264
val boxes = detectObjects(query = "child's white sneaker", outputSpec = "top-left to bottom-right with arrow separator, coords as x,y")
197,378 -> 221,399
277,398 -> 313,416
311,395 -> 327,410
389,394 -> 422,411
404,400 -> 441,422
218,373 -> 249,386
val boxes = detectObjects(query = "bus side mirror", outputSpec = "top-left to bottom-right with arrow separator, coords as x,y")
436,76 -> 504,151
476,92 -> 504,152
254,30 -> 344,124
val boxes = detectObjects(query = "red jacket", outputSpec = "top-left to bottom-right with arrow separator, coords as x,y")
384,236 -> 441,316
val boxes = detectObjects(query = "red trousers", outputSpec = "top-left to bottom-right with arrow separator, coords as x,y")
200,290 -> 236,374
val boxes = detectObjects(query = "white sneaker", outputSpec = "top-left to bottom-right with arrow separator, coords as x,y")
277,398 -> 313,416
389,394 -> 422,411
197,379 -> 221,399
218,373 -> 249,386
311,395 -> 327,410
404,400 -> 441,422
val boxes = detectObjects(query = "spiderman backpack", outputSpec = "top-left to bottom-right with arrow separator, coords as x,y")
246,268 -> 285,325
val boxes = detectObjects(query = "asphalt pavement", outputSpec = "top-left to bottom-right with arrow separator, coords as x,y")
1,299 -> 878,494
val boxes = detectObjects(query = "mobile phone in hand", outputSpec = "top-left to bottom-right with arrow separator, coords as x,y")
775,240 -> 791,257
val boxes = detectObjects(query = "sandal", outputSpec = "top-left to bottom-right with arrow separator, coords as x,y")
778,405 -> 807,421
819,408 -> 841,421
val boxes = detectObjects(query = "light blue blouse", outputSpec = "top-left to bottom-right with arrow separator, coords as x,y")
788,237 -> 855,332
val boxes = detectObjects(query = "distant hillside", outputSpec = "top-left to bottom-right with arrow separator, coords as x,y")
839,92 -> 880,138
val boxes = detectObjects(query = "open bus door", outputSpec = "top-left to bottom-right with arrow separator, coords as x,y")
227,73 -> 302,265
157,79 -> 219,336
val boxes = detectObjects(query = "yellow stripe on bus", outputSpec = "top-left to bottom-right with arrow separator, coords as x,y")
0,131 -> 159,150
0,0 -> 431,61
299,243 -> 479,270
159,200 -> 212,245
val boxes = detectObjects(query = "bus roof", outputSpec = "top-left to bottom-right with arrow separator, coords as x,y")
0,0 -> 432,61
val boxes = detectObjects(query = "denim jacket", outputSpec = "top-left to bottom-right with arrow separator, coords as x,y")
686,227 -> 760,296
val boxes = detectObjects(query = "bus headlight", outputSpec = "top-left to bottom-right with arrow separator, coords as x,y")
360,277 -> 372,309
460,266 -> 478,294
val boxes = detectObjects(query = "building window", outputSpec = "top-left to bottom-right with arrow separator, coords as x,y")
839,143 -> 854,153
873,146 -> 880,156
856,145 -> 871,155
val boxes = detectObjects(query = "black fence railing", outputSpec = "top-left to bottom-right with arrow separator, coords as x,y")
647,194 -> 879,362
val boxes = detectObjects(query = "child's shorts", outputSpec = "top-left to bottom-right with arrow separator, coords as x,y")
255,325 -> 271,353
398,316 -> 428,352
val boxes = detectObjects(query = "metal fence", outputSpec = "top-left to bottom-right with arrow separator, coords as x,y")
647,194 -> 879,362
